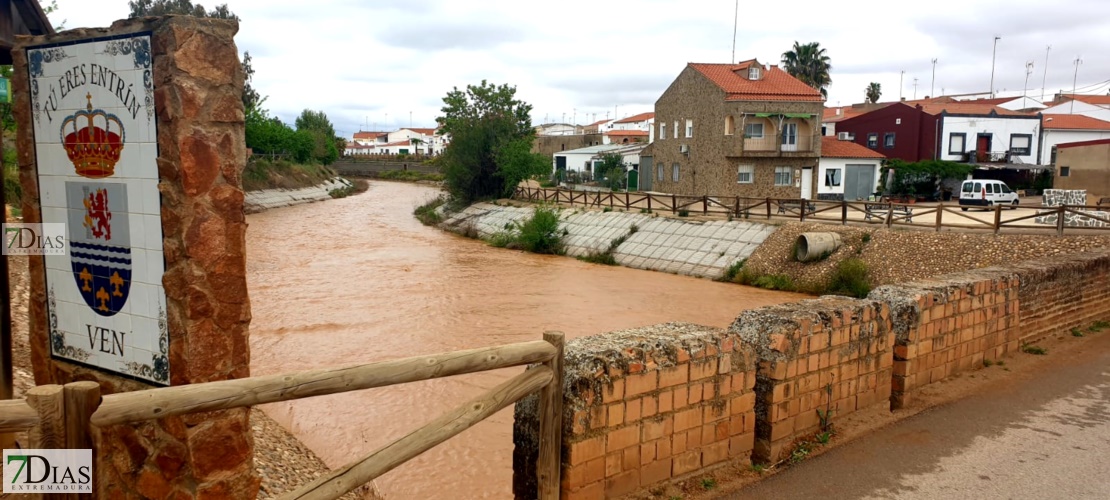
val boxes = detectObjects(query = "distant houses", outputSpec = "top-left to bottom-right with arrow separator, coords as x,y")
345,127 -> 449,156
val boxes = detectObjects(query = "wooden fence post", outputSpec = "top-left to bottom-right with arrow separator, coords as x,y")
1057,205 -> 1066,236
672,194 -> 677,214
647,194 -> 652,213
935,204 -> 943,232
765,198 -> 772,220
799,199 -> 806,222
26,384 -> 65,449
735,197 -> 740,218
993,204 -> 1002,234
625,192 -> 629,211
537,332 -> 565,500
703,196 -> 708,215
885,206 -> 894,228
64,382 -> 101,451
841,200 -> 847,225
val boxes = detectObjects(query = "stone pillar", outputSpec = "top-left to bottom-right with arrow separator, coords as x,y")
12,16 -> 256,498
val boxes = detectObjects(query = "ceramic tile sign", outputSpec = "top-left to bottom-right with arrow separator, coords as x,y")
27,33 -> 169,386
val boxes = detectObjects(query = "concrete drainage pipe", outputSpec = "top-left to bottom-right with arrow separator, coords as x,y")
795,232 -> 843,262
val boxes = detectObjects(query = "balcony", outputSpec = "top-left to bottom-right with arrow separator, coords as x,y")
733,134 -> 815,157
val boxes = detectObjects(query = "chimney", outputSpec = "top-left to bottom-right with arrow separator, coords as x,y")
901,97 -> 906,102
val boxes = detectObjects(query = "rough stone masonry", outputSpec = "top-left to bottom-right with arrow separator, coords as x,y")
14,16 -> 257,499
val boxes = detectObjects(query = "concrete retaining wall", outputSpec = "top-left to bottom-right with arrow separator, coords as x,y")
243,178 -> 351,213
441,203 -> 774,279
333,160 -> 439,176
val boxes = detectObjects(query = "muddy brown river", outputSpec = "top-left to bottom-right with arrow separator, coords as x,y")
247,181 -> 806,499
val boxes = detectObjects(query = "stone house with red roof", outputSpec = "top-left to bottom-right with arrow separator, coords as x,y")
651,59 -> 824,198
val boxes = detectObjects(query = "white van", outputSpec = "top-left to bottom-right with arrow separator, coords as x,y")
958,179 -> 1019,210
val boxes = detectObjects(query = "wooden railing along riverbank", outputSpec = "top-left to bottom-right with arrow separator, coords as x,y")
0,333 -> 566,500
513,186 -> 1110,235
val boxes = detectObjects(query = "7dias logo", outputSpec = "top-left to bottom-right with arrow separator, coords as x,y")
2,223 -> 66,256
3,449 -> 92,493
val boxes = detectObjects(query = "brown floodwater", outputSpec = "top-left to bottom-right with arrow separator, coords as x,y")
246,181 -> 806,499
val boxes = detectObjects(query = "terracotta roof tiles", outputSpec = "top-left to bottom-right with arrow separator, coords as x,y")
614,112 -> 655,124
1042,114 -> 1110,130
820,137 -> 885,159
688,61 -> 824,102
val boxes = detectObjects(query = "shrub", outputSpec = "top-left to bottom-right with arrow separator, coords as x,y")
752,274 -> 795,291
719,259 -> 747,282
487,231 -> 517,248
414,195 -> 447,226
678,209 -> 690,217
827,258 -> 871,298
515,206 -> 564,254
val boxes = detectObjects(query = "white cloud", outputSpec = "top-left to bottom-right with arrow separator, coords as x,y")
49,0 -> 1110,137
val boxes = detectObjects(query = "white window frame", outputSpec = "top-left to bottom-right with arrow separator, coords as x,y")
744,123 -> 764,139
774,166 -> 792,186
659,122 -> 666,141
685,119 -> 694,138
949,133 -> 966,154
748,66 -> 761,80
737,164 -> 754,184
824,168 -> 842,187
1009,134 -> 1032,156
672,163 -> 680,182
657,164 -> 664,181
673,121 -> 679,139
725,115 -> 735,135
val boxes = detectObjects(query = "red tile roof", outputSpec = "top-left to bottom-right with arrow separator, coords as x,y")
821,137 -> 885,159
1056,138 -> 1110,149
918,102 -> 1034,117
688,60 -> 824,102
587,119 -> 611,126
614,112 -> 655,124
823,105 -> 880,123
353,131 -> 386,139
1043,114 -> 1110,130
964,96 -> 1020,105
604,130 -> 649,136
1058,94 -> 1110,106
405,127 -> 439,135
381,140 -> 414,147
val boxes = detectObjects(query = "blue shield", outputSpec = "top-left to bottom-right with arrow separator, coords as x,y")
66,182 -> 131,317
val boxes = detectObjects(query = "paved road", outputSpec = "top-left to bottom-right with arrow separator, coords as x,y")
725,331 -> 1110,500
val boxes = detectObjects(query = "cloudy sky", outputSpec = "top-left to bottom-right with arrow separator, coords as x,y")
50,0 -> 1110,138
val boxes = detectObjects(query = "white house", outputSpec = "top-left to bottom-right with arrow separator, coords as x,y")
817,136 -> 885,201
386,128 -> 447,155
1040,98 -> 1110,122
344,142 -> 376,156
553,143 -> 648,175
1039,114 -> 1110,165
610,112 -> 654,132
958,95 -> 1046,112
535,123 -> 581,136
930,105 -> 1042,165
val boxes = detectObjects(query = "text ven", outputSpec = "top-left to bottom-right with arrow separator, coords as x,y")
85,324 -> 125,356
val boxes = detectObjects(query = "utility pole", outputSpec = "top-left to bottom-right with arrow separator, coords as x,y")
913,78 -> 919,100
1023,61 -> 1034,99
731,0 -> 738,63
1071,56 -> 1083,114
899,70 -> 905,100
1041,45 -> 1051,102
990,35 -> 1001,98
409,111 -> 412,128
931,59 -> 937,97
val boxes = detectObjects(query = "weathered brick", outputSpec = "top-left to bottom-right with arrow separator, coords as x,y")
625,398 -> 642,422
626,372 -> 658,397
638,442 -> 653,466
640,459 -> 672,486
672,451 -> 702,476
607,424 -> 641,453
729,432 -> 755,457
605,453 -> 622,478
703,440 -> 729,466
607,403 -> 625,427
565,481 -> 604,500
659,365 -> 689,388
583,456 -> 606,484
602,379 -> 625,403
691,359 -> 717,380
569,436 -> 606,466
605,469 -> 640,497
674,408 -> 702,432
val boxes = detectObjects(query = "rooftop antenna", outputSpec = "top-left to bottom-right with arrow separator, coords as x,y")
931,59 -> 937,97
1041,45 -> 1051,102
1023,60 -> 1034,99
731,0 -> 738,62
1071,56 -> 1083,114
989,35 -> 1002,98
899,70 -> 905,99
913,77 -> 918,100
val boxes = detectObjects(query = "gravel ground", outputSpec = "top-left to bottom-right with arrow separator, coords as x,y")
5,253 -> 383,499
741,222 -> 1110,290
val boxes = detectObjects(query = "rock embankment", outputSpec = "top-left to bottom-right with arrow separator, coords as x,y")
244,178 -> 353,213
741,222 -> 1110,289
441,203 -> 776,279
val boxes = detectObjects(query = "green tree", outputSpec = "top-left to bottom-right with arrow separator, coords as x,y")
128,0 -> 238,19
865,82 -> 882,104
436,80 -> 537,202
781,41 -> 832,99
496,138 -> 550,191
295,109 -> 338,164
594,153 -> 626,191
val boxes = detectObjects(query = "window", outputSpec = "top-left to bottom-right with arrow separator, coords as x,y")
748,66 -> 761,80
1009,134 -> 1032,156
659,122 -> 665,140
774,166 -> 792,186
673,121 -> 678,139
725,115 -> 735,135
737,165 -> 754,184
744,123 -> 764,139
685,119 -> 694,138
672,163 -> 680,182
1060,166 -> 1070,177
949,133 -> 967,154
884,133 -> 895,149
867,133 -> 878,148
962,182 -> 974,194
985,183 -> 994,194
824,168 -> 842,187
1050,145 -> 1058,164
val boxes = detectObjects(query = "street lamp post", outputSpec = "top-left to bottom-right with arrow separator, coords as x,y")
990,35 -> 1001,98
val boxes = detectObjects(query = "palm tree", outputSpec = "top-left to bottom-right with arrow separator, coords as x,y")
865,82 -> 882,103
781,41 -> 832,99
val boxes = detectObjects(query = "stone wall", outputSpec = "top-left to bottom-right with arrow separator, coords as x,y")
440,203 -> 774,279
533,134 -> 606,158
14,17 -> 257,498
1042,189 -> 1087,206
332,159 -> 439,175
729,297 -> 893,462
244,178 -> 351,213
513,323 -> 758,499
1035,189 -> 1109,227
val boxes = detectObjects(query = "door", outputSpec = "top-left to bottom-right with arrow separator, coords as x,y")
627,169 -> 639,191
781,123 -> 798,152
800,167 -> 813,199
844,165 -> 875,201
976,134 -> 991,162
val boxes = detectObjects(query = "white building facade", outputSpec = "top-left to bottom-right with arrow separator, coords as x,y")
938,114 -> 1042,164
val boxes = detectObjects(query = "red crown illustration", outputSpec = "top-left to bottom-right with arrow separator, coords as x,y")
60,94 -> 125,179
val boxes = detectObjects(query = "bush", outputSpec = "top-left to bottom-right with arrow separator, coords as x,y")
752,274 -> 796,291
827,258 -> 871,298
414,195 -> 447,226
515,206 -> 564,254
719,259 -> 746,282
377,170 -> 445,182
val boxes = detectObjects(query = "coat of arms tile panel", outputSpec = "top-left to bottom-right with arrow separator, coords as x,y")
28,33 -> 169,385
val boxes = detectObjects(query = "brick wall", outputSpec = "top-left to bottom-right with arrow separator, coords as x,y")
729,297 -> 893,463
513,323 -> 757,499
1015,251 -> 1110,342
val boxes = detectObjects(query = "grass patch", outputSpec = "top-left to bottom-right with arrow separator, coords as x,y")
515,206 -> 565,254
700,477 -> 716,490
816,430 -> 833,445
578,226 -> 636,265
827,258 -> 871,298
751,274 -> 796,291
487,231 -> 516,248
413,195 -> 447,226
1089,320 -> 1110,332
719,259 -> 747,282
640,208 -> 652,214
750,463 -> 766,474
677,209 -> 690,217
376,170 -> 445,182
789,441 -> 814,464
328,179 -> 368,199
1021,344 -> 1047,355
983,358 -> 995,367
243,158 -> 334,191
1071,328 -> 1085,337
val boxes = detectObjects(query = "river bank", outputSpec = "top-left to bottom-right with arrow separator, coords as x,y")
244,177 -> 362,214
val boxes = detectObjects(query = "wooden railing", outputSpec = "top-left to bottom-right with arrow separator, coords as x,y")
513,186 -> 1110,235
1,333 -> 566,500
